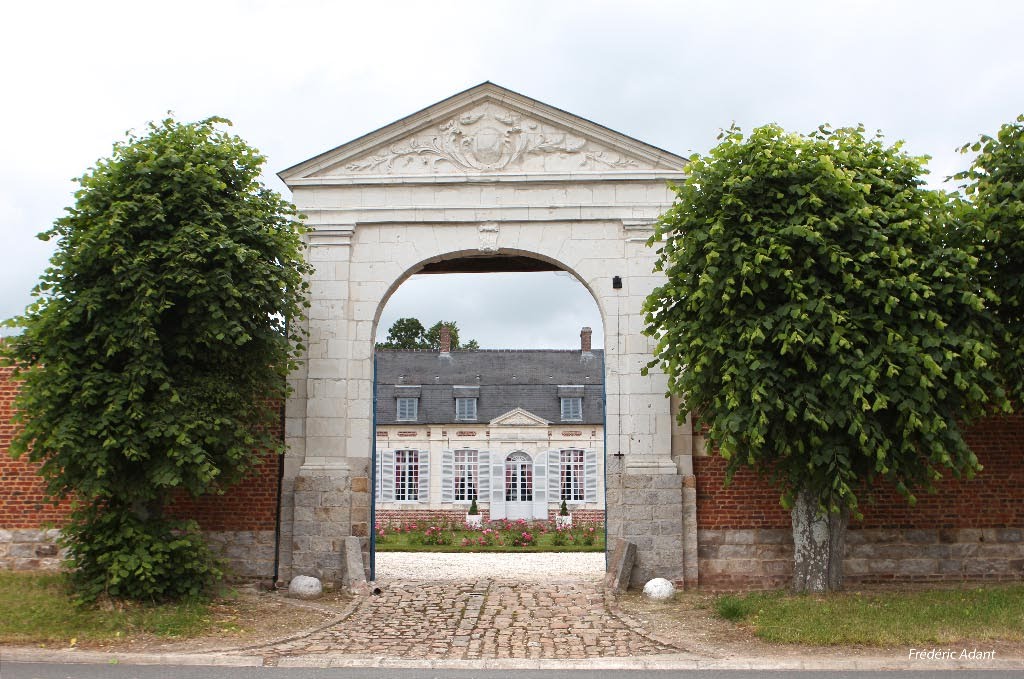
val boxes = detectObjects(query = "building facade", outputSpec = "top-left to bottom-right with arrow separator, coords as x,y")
374,327 -> 605,525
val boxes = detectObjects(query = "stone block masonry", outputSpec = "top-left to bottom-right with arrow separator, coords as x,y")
605,472 -> 684,588
289,465 -> 372,584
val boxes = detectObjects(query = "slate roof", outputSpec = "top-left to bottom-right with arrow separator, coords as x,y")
375,350 -> 605,425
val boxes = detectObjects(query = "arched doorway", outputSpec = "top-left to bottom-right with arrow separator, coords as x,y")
276,82 -> 695,589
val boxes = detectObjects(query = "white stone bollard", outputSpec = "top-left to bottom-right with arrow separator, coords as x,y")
288,575 -> 323,599
642,577 -> 675,601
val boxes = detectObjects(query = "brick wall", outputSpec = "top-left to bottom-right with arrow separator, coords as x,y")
695,415 -> 1024,531
0,365 -> 282,576
695,415 -> 1024,588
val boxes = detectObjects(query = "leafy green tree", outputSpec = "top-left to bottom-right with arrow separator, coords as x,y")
643,124 -> 1008,593
377,317 -> 429,349
377,318 -> 478,350
1,117 -> 311,601
952,114 -> 1024,405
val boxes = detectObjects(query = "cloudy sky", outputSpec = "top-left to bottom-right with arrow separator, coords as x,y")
2,0 -> 1022,347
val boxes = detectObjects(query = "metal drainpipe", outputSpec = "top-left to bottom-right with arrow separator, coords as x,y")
601,347 -> 608,572
272,396 -> 285,587
369,352 -> 378,581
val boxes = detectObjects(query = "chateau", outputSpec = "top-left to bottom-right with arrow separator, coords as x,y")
374,327 -> 605,525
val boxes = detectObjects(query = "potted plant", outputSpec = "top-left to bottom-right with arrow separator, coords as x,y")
556,499 -> 572,528
465,498 -> 482,528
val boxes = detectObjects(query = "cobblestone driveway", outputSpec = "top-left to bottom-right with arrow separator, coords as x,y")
259,579 -> 680,660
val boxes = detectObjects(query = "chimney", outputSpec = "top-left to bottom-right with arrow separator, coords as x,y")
580,327 -> 592,353
439,324 -> 452,353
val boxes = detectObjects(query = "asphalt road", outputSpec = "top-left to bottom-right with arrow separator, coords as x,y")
3,665 -> 1023,679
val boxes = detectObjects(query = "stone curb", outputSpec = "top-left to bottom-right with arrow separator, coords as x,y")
3,648 -> 1021,671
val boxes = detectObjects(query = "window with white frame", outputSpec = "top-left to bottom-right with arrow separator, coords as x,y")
396,397 -> 418,421
394,450 -> 419,501
560,397 -> 583,421
454,449 -> 478,501
455,397 -> 477,421
560,449 -> 585,501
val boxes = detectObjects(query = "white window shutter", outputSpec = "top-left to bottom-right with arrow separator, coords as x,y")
477,450 -> 490,500
418,450 -> 430,503
380,450 -> 395,502
584,449 -> 598,502
548,451 -> 560,501
490,457 -> 506,519
441,449 -> 454,503
532,452 -> 548,519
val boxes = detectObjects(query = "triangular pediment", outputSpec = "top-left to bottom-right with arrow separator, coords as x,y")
280,82 -> 685,183
490,407 -> 550,427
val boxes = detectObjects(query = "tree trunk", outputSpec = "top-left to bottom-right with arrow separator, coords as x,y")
791,489 -> 849,593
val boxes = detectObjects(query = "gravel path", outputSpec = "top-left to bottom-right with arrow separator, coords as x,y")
373,551 -> 606,582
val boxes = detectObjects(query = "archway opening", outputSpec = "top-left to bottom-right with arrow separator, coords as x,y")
370,260 -> 607,583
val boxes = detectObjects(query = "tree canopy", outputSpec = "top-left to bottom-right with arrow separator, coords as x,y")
377,318 -> 479,350
1,116 -> 311,601
642,124 -> 1009,591
953,114 -> 1024,405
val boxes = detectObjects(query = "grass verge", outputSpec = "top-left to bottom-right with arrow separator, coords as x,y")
0,571 -> 212,645
714,584 -> 1024,646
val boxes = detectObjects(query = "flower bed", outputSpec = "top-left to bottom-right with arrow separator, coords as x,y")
374,518 -> 605,552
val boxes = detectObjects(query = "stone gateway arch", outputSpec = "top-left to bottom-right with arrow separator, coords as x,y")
277,83 -> 698,588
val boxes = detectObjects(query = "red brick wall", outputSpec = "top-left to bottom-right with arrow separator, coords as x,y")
695,414 -> 1024,530
0,366 -> 72,527
0,365 -> 281,532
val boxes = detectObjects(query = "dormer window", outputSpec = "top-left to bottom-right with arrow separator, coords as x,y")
456,397 -> 477,421
454,385 -> 479,421
394,385 -> 421,422
396,397 -> 418,421
561,397 -> 582,421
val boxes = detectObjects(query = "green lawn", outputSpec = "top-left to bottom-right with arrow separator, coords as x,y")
375,520 -> 605,553
0,572 -> 212,645
715,585 -> 1024,646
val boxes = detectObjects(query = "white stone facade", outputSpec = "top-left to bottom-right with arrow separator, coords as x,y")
375,417 -> 604,521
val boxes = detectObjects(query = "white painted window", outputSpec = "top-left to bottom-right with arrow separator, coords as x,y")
454,450 -> 478,502
396,397 -> 418,421
560,449 -> 585,501
455,397 -> 477,421
561,397 -> 583,421
394,450 -> 419,501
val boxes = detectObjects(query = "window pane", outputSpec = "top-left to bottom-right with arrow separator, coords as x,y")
560,449 -> 584,501
397,398 -> 417,421
561,397 -> 582,421
456,397 -> 477,420
395,450 -> 419,500
454,450 -> 478,501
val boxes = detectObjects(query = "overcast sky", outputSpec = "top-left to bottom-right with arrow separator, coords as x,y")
2,1 -> 1022,347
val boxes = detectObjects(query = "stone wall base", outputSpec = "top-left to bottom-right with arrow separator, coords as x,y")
0,528 -> 277,580
0,528 -> 64,571
699,528 -> 1024,589
290,467 -> 371,585
606,472 -> 684,588
205,530 -> 277,580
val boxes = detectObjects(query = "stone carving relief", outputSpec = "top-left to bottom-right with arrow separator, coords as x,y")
342,102 -> 643,175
